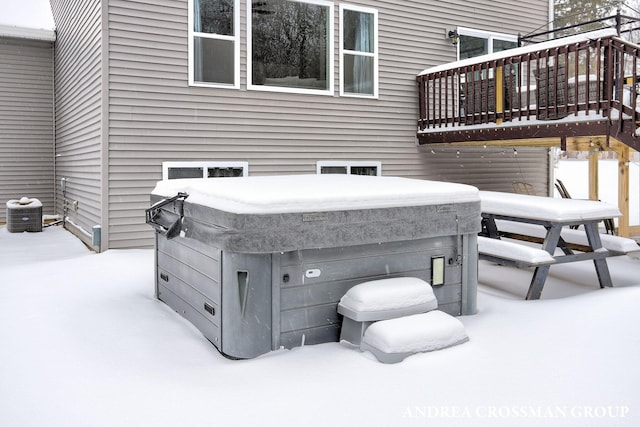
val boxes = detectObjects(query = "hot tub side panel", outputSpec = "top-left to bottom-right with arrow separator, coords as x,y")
155,234 -> 222,351
220,252 -> 272,359
273,236 -> 466,350
155,234 -> 274,359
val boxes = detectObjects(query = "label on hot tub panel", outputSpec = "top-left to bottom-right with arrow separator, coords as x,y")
436,204 -> 455,213
305,268 -> 321,278
302,212 -> 329,222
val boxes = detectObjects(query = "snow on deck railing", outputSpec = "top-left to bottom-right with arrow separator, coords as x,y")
418,29 -> 617,76
416,28 -> 640,149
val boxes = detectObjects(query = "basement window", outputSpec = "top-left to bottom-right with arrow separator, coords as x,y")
316,161 -> 381,176
162,161 -> 248,180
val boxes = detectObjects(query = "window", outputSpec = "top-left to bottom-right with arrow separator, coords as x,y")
248,0 -> 334,94
457,27 -> 517,60
457,27 -> 518,85
316,161 -> 381,176
189,0 -> 240,88
340,5 -> 378,97
162,161 -> 248,180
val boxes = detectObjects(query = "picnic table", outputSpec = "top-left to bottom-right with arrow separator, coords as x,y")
477,191 -> 638,300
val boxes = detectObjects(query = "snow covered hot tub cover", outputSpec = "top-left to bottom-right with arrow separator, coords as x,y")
149,175 -> 481,253
152,175 -> 479,214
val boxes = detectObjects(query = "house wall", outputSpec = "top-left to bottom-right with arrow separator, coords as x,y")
0,34 -> 55,223
101,0 -> 551,249
50,0 -> 103,247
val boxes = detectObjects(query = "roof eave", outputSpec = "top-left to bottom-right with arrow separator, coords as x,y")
0,24 -> 56,42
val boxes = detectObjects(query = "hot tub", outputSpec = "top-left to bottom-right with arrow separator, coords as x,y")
147,175 -> 480,359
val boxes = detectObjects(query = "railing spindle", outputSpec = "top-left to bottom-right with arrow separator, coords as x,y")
585,46 -> 591,115
633,49 -> 638,129
576,44 -> 581,114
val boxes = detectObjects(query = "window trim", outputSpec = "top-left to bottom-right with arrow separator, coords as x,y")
316,160 -> 382,176
456,27 -> 518,60
162,161 -> 249,180
188,0 -> 241,89
339,4 -> 378,98
247,0 -> 335,96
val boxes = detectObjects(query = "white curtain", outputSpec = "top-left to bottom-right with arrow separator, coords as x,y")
353,13 -> 372,94
194,0 -> 203,81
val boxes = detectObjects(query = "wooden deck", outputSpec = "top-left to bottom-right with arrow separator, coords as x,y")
416,29 -> 640,237
417,29 -> 640,151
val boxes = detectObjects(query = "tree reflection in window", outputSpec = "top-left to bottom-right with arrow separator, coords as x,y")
251,0 -> 330,91
193,0 -> 236,85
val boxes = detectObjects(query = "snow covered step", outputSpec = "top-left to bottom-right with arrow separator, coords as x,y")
338,277 -> 437,346
495,220 -> 640,254
562,228 -> 640,253
360,310 -> 469,364
478,236 -> 556,267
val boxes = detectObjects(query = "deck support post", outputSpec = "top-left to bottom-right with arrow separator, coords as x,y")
617,144 -> 631,237
588,151 -> 599,201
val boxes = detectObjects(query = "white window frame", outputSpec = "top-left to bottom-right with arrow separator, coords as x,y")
247,0 -> 335,95
339,4 -> 378,98
162,161 -> 249,180
188,0 -> 241,89
456,27 -> 518,61
316,160 -> 382,176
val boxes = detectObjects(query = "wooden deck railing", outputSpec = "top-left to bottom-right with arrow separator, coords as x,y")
417,30 -> 640,152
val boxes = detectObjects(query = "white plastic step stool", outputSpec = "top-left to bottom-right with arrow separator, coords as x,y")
337,277 -> 438,346
360,310 -> 469,364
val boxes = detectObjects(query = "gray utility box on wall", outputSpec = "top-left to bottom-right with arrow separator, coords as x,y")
147,175 -> 481,359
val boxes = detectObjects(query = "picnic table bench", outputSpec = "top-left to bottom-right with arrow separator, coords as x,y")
478,191 -> 639,300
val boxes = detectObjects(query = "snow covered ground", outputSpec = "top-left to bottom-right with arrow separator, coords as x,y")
1,223 -> 639,427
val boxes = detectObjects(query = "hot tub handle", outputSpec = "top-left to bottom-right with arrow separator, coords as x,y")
146,192 -> 189,239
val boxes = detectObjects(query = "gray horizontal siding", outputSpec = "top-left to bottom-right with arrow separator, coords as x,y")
51,0 -> 103,244
0,37 -> 54,222
106,0 -> 550,249
419,146 -> 550,196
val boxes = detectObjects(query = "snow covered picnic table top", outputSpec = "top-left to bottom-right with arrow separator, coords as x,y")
152,175 -> 480,214
479,191 -> 621,222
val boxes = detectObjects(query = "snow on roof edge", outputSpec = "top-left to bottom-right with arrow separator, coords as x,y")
418,28 -> 617,76
0,24 -> 55,41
